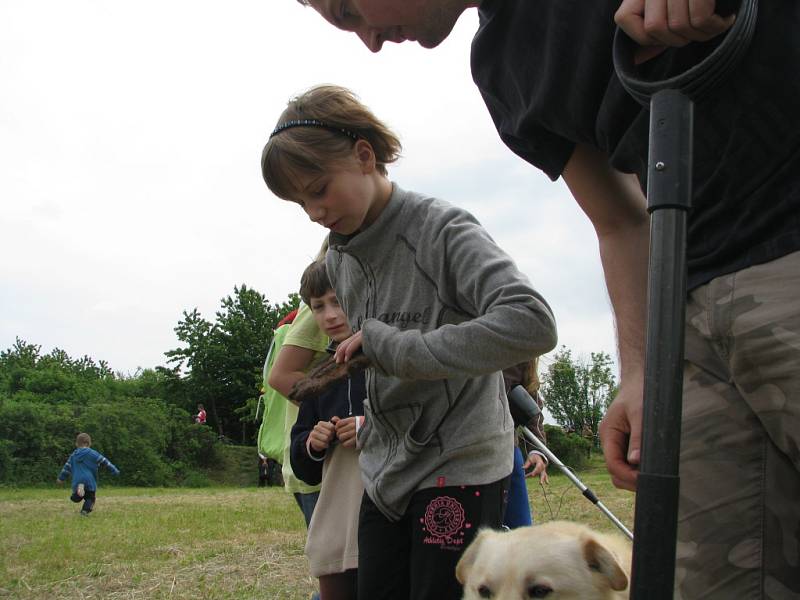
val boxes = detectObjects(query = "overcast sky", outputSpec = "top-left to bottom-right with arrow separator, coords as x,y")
0,1 -> 616,378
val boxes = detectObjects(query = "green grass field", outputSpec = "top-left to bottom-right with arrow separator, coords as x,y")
0,454 -> 634,599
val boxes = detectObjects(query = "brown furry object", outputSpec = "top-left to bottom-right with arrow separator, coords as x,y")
289,353 -> 371,402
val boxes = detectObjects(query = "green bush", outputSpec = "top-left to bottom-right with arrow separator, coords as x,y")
0,397 -> 221,486
543,425 -> 591,472
0,339 -> 227,486
180,470 -> 213,487
164,406 -> 219,469
0,400 -> 75,484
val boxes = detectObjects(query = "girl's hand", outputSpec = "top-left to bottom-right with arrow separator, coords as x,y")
309,420 -> 336,452
524,453 -> 550,485
333,416 -> 359,448
334,331 -> 363,364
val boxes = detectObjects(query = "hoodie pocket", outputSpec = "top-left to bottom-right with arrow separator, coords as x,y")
404,401 -> 449,454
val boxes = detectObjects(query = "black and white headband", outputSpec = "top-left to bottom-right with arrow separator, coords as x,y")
269,118 -> 359,141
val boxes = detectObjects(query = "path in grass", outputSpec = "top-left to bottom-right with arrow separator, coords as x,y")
0,455 -> 634,599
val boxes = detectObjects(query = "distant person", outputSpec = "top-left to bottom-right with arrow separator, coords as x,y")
258,453 -> 270,487
56,432 -> 120,516
262,84 -> 556,600
195,404 -> 207,424
290,260 -> 364,600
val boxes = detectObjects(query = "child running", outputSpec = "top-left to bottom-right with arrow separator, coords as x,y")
262,84 -> 557,600
56,432 -> 120,516
290,259 -> 365,600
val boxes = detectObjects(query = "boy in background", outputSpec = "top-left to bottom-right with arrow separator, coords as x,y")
290,260 -> 365,600
56,432 -> 120,516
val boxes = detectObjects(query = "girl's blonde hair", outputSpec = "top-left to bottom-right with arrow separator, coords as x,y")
262,85 -> 402,201
525,357 -> 541,395
315,236 -> 329,261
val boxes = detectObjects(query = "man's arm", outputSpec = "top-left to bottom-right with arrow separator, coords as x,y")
562,143 -> 648,491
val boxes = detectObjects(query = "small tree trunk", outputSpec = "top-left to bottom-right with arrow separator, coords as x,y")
210,400 -> 224,437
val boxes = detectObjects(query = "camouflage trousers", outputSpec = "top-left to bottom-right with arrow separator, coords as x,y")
675,250 -> 800,599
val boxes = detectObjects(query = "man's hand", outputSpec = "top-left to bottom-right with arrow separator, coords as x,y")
334,331 -> 363,364
333,416 -> 359,449
524,453 -> 549,485
599,376 -> 643,491
309,420 -> 336,453
616,0 -> 735,63
55,479 -> 63,486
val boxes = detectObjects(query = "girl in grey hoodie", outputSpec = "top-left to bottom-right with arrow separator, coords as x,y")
262,84 -> 557,600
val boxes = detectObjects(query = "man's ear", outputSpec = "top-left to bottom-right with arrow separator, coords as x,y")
354,139 -> 376,173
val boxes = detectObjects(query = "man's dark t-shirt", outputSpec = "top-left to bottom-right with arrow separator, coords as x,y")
471,0 -> 800,290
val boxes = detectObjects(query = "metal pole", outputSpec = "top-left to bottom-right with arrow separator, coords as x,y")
630,90 -> 693,599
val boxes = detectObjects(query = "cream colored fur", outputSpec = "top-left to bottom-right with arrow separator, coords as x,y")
456,521 -> 631,599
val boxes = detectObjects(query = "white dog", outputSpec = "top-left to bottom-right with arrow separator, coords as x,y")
456,521 -> 631,599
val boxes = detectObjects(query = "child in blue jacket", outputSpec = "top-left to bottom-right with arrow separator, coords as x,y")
56,432 -> 120,516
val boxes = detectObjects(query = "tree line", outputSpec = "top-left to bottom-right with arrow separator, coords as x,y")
0,282 -> 614,486
0,285 -> 298,486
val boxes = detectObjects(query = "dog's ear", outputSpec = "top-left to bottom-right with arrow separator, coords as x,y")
582,538 -> 629,591
456,529 -> 491,584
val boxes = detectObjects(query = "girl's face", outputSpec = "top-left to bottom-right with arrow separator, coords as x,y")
294,140 -> 391,236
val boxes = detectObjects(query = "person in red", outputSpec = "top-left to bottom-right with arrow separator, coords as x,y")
195,404 -> 207,424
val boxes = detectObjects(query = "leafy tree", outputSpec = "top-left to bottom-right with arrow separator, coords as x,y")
166,286 -> 299,442
541,347 -> 617,445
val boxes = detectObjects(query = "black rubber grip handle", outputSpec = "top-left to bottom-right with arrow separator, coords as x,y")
613,0 -> 758,104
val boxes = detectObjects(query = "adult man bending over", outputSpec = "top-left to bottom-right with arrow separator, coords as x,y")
293,0 -> 800,597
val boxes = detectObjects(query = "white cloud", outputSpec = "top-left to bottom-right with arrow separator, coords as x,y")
0,0 -> 616,375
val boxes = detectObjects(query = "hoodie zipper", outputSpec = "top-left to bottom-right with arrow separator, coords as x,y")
335,246 -> 398,466
347,377 -> 352,417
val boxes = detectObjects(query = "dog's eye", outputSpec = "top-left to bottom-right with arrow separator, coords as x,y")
528,585 -> 552,598
477,585 -> 492,598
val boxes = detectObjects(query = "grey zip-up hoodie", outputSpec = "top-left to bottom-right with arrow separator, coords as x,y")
326,184 -> 557,521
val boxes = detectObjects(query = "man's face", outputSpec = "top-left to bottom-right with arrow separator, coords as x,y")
308,0 -> 473,52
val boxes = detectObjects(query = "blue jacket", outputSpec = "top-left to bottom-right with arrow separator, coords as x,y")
58,447 -> 120,492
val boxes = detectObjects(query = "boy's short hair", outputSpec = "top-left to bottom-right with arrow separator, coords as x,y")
76,432 -> 91,447
300,260 -> 333,306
